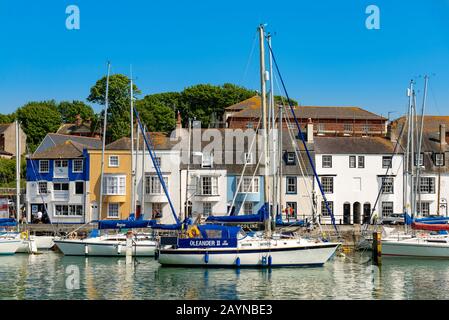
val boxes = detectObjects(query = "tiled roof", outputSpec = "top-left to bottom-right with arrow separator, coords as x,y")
46,133 -> 102,149
106,132 -> 179,151
0,123 -> 12,134
225,95 -> 261,111
314,136 -> 397,154
57,122 -> 98,135
31,140 -> 85,159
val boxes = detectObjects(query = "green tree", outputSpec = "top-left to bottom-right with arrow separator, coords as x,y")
57,100 -> 95,123
87,74 -> 141,142
0,113 -> 15,123
17,101 -> 61,152
180,83 -> 255,127
136,98 -> 176,133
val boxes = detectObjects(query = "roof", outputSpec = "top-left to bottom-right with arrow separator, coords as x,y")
225,95 -> 261,111
314,136 -> 397,154
105,132 -> 179,151
57,122 -> 98,135
231,104 -> 387,121
0,123 -> 12,134
392,116 -> 449,134
31,140 -> 86,159
44,133 -> 102,150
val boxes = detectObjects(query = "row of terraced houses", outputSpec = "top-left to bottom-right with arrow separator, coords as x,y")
24,96 -> 449,225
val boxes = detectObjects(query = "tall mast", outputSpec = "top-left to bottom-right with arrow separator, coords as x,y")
404,80 -> 414,233
410,83 -> 416,219
415,75 -> 429,216
130,68 -> 136,216
278,104 -> 283,220
15,120 -> 20,231
98,62 -> 111,221
184,118 -> 192,220
268,33 -> 277,224
258,24 -> 270,235
140,125 -> 146,218
135,121 -> 140,214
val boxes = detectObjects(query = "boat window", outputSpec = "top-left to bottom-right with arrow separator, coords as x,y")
205,229 -> 222,238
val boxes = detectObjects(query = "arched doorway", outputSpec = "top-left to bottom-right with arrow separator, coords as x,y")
353,202 -> 361,224
363,203 -> 371,224
343,203 -> 351,224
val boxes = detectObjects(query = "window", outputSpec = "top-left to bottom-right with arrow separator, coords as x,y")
75,181 -> 84,194
321,177 -> 334,194
382,156 -> 392,169
414,153 -> 424,166
53,183 -> 69,191
418,177 -> 435,194
243,202 -> 253,215
381,177 -> 394,194
286,152 -> 296,165
153,157 -> 161,168
417,202 -> 431,216
73,159 -> 83,173
38,182 -> 48,194
286,176 -> 297,194
108,203 -> 119,218
202,202 -> 212,216
109,155 -> 119,167
286,202 -> 297,218
344,123 -> 353,132
201,152 -> 213,168
55,160 -> 68,168
321,201 -> 333,217
244,152 -> 254,164
246,122 -> 253,129
358,156 -> 365,168
322,155 -> 332,168
145,175 -> 168,194
103,175 -> 126,195
39,160 -> 49,173
349,156 -> 356,168
200,176 -> 218,195
152,203 -> 163,219
54,205 -> 83,216
435,153 -> 445,167
318,123 -> 325,132
381,202 -> 394,217
236,177 -> 259,193
362,124 -> 370,133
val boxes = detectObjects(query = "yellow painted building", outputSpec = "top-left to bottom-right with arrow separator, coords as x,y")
87,149 -> 132,221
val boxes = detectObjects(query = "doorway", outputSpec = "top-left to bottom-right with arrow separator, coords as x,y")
363,203 -> 371,224
90,202 -> 98,221
343,203 -> 351,224
353,202 -> 361,224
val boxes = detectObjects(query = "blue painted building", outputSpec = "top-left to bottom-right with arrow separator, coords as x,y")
226,175 -> 264,216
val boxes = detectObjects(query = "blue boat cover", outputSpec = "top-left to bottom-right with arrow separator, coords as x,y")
275,214 -> 306,227
0,218 -> 17,227
197,224 -> 242,239
205,203 -> 269,223
404,213 -> 449,225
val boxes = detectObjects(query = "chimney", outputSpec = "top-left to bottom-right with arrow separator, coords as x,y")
307,118 -> 314,143
75,114 -> 82,126
440,124 -> 447,145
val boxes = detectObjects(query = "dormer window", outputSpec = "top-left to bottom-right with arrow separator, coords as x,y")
202,152 -> 213,168
414,153 -> 424,167
286,152 -> 295,165
244,152 -> 254,164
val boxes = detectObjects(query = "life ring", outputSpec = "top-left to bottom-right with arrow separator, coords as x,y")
187,226 -> 200,238
20,231 -> 28,240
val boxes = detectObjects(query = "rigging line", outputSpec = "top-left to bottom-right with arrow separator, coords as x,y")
265,37 -> 339,236
240,30 -> 258,85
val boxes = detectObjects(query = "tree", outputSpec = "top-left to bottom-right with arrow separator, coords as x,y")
57,100 -> 95,123
180,83 -> 255,127
17,101 -> 62,152
136,98 -> 176,133
0,113 -> 15,123
87,74 -> 141,142
274,95 -> 298,106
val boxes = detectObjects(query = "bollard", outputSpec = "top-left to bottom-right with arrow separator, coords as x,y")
126,231 -> 133,265
372,231 -> 382,266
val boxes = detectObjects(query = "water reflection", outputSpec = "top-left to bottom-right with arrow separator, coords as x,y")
2,252 -> 449,299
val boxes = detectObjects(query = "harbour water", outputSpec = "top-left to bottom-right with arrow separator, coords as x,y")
2,251 -> 449,300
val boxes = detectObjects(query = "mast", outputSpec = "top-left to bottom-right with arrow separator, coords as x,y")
410,83 -> 416,219
141,125 -> 146,218
415,75 -> 429,217
184,118 -> 192,220
268,33 -> 277,226
134,110 -> 140,216
98,62 -> 111,221
404,80 -> 414,233
15,120 -> 20,231
130,68 -> 136,216
278,104 -> 283,220
258,24 -> 270,236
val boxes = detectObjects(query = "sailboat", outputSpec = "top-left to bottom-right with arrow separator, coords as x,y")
380,76 -> 449,258
157,25 -> 340,267
54,63 -> 158,257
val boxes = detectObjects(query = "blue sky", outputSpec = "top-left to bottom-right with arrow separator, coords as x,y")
0,0 -> 448,119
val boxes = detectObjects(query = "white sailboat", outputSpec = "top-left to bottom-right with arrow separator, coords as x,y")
157,25 -> 340,267
54,63 -> 157,257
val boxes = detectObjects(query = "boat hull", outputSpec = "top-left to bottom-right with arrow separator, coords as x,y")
55,239 -> 157,257
383,238 -> 449,258
158,242 -> 340,267
0,239 -> 21,255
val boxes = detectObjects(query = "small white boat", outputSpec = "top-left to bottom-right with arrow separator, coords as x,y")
158,226 -> 340,267
55,233 -> 157,257
0,238 -> 22,255
382,234 -> 449,258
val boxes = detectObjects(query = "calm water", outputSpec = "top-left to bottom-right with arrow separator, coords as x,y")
1,251 -> 449,300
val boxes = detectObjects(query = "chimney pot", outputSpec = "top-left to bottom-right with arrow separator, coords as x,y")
440,124 -> 447,145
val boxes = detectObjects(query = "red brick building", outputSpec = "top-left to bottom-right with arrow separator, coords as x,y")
225,96 -> 387,137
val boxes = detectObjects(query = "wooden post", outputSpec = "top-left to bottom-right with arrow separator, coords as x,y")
372,231 -> 382,266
